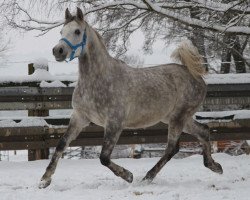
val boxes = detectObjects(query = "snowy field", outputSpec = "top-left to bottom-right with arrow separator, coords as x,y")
0,154 -> 250,200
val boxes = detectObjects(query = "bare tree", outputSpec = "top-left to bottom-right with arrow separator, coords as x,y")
0,1 -> 9,63
3,0 -> 250,71
0,34 -> 8,62
121,54 -> 144,67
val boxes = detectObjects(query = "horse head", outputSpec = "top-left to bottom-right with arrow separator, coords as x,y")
53,7 -> 87,62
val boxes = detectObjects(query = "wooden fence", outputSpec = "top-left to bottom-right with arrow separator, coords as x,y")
0,119 -> 250,150
0,64 -> 250,160
0,83 -> 249,111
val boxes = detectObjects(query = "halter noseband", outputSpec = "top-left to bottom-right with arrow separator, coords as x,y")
60,31 -> 87,62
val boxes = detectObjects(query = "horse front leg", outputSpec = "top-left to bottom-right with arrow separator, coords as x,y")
100,121 -> 133,183
39,111 -> 89,189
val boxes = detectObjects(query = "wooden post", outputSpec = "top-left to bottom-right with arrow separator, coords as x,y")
28,63 -> 50,161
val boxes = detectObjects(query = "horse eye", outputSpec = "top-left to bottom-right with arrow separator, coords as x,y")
75,29 -> 81,35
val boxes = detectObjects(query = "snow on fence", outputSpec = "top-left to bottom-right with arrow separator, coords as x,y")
0,63 -> 250,160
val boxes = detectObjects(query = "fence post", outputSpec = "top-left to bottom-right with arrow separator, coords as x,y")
28,63 -> 50,161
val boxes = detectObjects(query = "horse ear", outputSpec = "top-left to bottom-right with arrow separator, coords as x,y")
65,8 -> 72,20
76,7 -> 84,21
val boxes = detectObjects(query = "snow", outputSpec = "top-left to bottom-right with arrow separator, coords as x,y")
0,69 -> 77,83
1,150 -> 28,162
0,118 -> 48,127
0,69 -> 53,83
1,65 -> 250,84
0,119 -> 17,127
0,110 -> 248,126
204,73 -> 250,84
196,110 -> 250,120
40,80 -> 67,87
33,58 -> 49,70
0,114 -> 70,122
68,81 -> 77,87
0,154 -> 250,200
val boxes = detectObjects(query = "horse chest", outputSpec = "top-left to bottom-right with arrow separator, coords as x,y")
72,85 -> 111,125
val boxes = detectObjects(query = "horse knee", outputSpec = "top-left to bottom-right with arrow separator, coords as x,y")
100,154 -> 110,166
200,123 -> 209,133
56,137 -> 66,152
198,123 -> 210,141
174,141 -> 180,154
166,141 -> 179,157
187,121 -> 210,141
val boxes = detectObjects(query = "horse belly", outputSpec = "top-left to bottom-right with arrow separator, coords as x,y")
125,106 -> 170,129
88,112 -> 105,127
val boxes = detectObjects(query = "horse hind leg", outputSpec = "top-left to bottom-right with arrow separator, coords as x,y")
142,118 -> 183,183
184,119 -> 223,174
100,121 -> 133,183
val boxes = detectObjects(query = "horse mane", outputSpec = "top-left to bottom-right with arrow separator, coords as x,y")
91,27 -> 107,50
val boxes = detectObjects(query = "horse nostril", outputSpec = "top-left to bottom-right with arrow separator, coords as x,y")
52,47 -> 56,54
59,48 -> 64,54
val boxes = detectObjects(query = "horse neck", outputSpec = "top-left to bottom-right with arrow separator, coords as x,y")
78,25 -> 112,80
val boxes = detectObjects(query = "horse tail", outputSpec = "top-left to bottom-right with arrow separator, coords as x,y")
171,40 -> 206,78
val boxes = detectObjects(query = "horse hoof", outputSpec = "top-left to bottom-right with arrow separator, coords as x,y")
141,173 -> 154,184
209,162 -> 223,174
38,178 -> 52,189
125,170 -> 133,183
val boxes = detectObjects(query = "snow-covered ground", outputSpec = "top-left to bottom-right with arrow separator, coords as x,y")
0,154 -> 250,200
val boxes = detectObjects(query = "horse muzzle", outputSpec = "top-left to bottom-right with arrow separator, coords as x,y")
52,45 -> 68,62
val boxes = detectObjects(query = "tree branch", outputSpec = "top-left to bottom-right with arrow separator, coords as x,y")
8,0 -> 250,35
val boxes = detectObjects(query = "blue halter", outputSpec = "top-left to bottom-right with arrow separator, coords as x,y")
60,31 -> 87,62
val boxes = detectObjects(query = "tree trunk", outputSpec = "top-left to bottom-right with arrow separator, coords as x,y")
220,35 -> 246,73
231,36 -> 246,73
220,35 -> 231,74
220,0 -> 246,74
189,6 -> 208,71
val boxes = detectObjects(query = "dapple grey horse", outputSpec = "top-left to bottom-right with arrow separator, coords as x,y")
39,7 -> 223,189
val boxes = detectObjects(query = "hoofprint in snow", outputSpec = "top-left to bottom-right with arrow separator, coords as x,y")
0,154 -> 249,200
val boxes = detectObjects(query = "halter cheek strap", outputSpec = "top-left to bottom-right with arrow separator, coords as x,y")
60,31 -> 87,62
